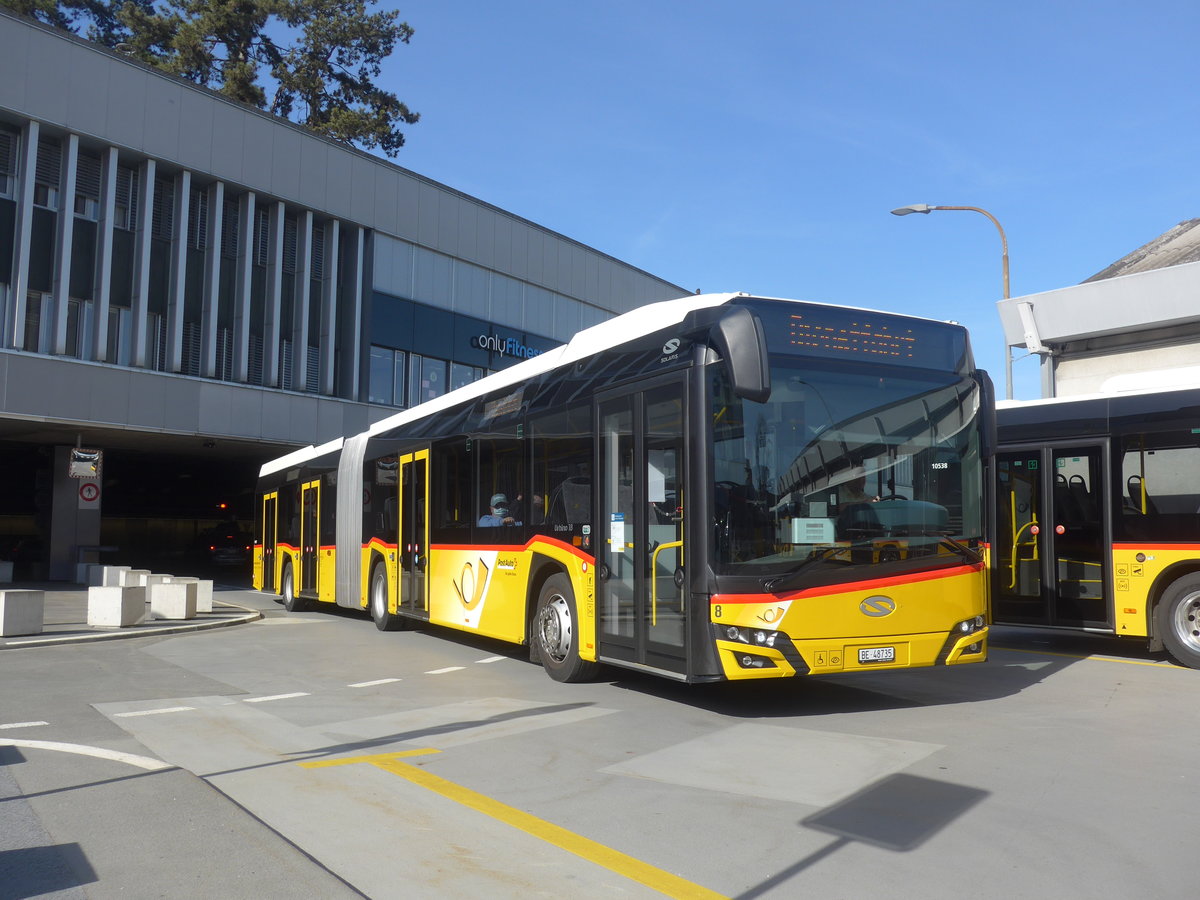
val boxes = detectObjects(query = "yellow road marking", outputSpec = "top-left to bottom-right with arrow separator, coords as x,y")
993,645 -> 1177,668
301,750 -> 725,899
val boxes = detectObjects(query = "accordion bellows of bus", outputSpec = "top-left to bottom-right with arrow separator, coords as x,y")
255,293 -> 993,683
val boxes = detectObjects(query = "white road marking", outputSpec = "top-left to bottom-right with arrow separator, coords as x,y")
0,738 -> 171,771
113,706 -> 195,718
425,666 -> 465,675
244,692 -> 310,703
476,656 -> 505,664
348,678 -> 401,688
0,721 -> 49,730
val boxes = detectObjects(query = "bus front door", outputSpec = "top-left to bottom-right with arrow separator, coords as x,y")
300,480 -> 320,597
398,450 -> 429,616
993,444 -> 1110,628
597,378 -> 688,675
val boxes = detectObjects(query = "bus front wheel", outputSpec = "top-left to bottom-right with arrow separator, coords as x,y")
534,574 -> 597,683
1156,574 -> 1200,669
370,561 -> 405,632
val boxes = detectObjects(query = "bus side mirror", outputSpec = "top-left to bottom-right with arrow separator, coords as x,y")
710,307 -> 771,403
974,369 -> 997,459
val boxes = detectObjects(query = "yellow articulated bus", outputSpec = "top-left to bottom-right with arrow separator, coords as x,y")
994,385 -> 1200,669
255,293 -> 993,683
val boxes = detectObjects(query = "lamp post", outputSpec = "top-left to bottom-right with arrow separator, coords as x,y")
890,204 -> 1013,399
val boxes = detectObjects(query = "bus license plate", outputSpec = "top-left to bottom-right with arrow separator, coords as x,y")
859,646 -> 895,664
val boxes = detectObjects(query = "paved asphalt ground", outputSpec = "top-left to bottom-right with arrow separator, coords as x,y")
2,578 -> 1198,899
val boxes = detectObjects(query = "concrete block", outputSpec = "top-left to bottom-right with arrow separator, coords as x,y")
0,560 -> 14,582
87,585 -> 146,627
170,577 -> 213,613
0,590 -> 44,636
120,568 -> 151,587
102,566 -> 130,587
148,582 -> 196,620
86,564 -> 107,586
145,573 -> 173,586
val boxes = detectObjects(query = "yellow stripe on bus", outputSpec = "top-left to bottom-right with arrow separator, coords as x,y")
301,750 -> 726,899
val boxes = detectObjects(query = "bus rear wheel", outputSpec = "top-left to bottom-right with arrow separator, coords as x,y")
534,574 -> 597,683
1157,574 -> 1200,669
370,561 -> 405,632
281,561 -> 308,612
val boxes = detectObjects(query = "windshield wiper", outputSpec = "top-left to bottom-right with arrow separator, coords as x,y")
761,544 -> 863,593
909,531 -> 982,564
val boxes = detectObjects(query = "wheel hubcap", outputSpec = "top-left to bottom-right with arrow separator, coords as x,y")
538,594 -> 572,663
1172,592 -> 1200,652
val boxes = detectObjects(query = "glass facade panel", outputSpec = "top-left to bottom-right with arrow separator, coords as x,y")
368,345 -> 394,405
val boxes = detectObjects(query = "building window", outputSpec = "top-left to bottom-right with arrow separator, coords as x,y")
409,354 -> 447,408
255,207 -> 270,266
33,137 -> 60,210
114,165 -> 138,231
188,187 -> 209,250
283,215 -> 298,272
0,128 -> 16,198
312,222 -> 325,279
74,152 -> 101,220
450,361 -> 484,392
369,345 -> 406,406
151,178 -> 173,240
221,198 -> 239,259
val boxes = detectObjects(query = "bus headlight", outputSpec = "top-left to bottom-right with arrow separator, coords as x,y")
956,615 -> 985,634
718,625 -> 781,648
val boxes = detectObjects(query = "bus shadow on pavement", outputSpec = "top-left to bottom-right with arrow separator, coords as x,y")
608,648 -> 1084,717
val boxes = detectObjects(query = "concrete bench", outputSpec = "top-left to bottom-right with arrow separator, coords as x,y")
0,589 -> 44,636
148,582 -> 196,620
87,585 -> 147,627
119,568 -> 151,587
100,565 -> 130,587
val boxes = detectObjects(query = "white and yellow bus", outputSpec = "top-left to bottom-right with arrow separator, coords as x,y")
994,385 -> 1200,668
254,293 -> 993,683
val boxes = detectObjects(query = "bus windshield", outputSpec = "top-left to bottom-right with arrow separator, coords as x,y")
710,358 -> 983,581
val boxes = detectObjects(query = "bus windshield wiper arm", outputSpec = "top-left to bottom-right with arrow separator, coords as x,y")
761,543 -> 867,593
912,531 -> 982,564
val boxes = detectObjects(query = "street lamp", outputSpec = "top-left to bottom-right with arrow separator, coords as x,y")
890,204 -> 1013,398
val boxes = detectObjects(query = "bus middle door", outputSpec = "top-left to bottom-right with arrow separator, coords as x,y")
300,480 -> 320,598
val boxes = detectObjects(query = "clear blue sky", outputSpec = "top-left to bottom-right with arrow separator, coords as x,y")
369,0 -> 1199,400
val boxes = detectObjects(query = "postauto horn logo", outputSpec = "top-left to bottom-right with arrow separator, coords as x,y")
859,595 -> 897,617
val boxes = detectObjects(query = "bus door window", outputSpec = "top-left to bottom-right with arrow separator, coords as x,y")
993,446 -> 1108,628
260,492 -> 277,591
645,384 -> 686,657
1052,449 -> 1106,625
399,452 -> 429,613
599,398 -> 636,642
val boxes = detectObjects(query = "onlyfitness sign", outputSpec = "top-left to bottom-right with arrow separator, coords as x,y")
469,332 -> 544,360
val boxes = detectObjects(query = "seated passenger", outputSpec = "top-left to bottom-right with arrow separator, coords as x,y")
479,493 -> 521,526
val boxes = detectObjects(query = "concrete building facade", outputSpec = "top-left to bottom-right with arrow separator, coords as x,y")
0,11 -> 686,579
998,219 -> 1200,398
